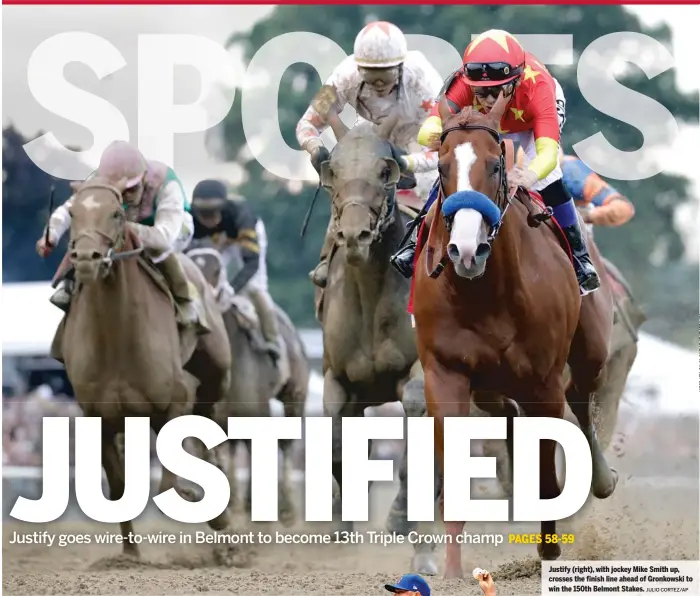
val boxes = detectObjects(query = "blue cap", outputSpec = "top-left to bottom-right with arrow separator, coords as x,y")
385,573 -> 431,596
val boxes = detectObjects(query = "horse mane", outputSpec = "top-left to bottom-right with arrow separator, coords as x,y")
330,119 -> 393,180
427,107 -> 499,152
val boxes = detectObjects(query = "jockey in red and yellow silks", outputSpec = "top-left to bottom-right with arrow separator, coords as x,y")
390,29 -> 601,296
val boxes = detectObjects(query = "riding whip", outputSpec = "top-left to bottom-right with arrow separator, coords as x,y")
44,184 -> 56,246
300,182 -> 322,239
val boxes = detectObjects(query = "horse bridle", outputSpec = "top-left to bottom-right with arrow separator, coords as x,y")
70,182 -> 144,267
328,168 -> 398,244
438,123 -> 510,243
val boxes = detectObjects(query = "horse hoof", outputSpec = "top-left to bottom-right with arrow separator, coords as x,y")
444,567 -> 463,579
412,553 -> 438,576
335,520 -> 354,535
208,510 -> 232,532
538,541 -> 562,561
385,507 -> 412,536
88,552 -> 140,570
212,542 -> 255,568
279,507 -> 296,528
592,467 -> 618,500
176,486 -> 201,502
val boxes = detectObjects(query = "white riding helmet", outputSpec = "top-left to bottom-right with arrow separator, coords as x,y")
353,21 -> 408,69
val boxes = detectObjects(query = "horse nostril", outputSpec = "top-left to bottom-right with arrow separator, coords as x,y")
358,230 -> 372,242
337,230 -> 345,240
70,251 -> 78,260
91,251 -> 102,260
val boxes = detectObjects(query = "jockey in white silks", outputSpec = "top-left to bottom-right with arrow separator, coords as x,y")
295,20 -> 444,289
35,140 -> 206,333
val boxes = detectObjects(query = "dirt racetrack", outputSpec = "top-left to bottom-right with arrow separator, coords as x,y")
3,409 -> 698,595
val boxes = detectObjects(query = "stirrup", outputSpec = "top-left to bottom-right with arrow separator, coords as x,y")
390,242 -> 417,279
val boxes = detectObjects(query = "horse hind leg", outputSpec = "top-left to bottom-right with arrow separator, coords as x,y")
566,337 -> 619,500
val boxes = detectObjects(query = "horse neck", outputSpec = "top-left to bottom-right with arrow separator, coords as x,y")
74,258 -> 154,364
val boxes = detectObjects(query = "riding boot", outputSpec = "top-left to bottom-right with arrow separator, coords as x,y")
390,214 -> 423,279
49,269 -> 75,313
247,288 -> 289,376
157,254 -> 210,335
309,220 -> 335,288
561,221 -> 601,296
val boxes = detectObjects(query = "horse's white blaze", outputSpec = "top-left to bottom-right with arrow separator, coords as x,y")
80,194 -> 100,211
454,141 -> 476,192
448,208 -> 484,267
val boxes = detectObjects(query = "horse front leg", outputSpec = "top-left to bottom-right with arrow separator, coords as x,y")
387,374 -> 439,576
520,382 -> 567,561
323,371 -> 357,534
387,374 -> 425,535
474,392 -> 520,498
278,437 -> 297,527
101,423 -> 140,558
424,356 -> 472,579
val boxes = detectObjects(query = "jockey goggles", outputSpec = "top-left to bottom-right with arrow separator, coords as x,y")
359,66 -> 400,90
464,62 -> 523,84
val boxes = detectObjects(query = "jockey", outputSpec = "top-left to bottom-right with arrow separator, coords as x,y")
560,150 -> 635,227
296,20 -> 444,288
391,29 -> 601,296
517,146 -> 636,227
190,179 -> 283,361
35,140 -> 206,332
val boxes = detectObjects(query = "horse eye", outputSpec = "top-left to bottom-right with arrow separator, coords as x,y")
113,210 -> 123,220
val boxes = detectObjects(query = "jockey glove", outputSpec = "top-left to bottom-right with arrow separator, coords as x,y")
508,166 -> 539,194
388,143 -> 409,170
387,143 -> 417,189
310,146 -> 330,175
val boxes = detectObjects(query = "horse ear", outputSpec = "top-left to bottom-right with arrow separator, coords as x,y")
438,96 -> 452,123
377,109 -> 401,141
382,158 -> 401,186
320,161 -> 334,188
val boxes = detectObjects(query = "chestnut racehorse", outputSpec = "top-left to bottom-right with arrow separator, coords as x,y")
411,94 -> 619,578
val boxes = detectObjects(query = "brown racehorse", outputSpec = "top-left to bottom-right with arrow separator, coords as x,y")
411,94 -> 619,578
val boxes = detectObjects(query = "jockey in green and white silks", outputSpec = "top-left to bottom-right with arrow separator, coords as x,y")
36,140 -> 205,332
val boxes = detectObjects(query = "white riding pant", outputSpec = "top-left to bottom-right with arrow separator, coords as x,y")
151,211 -> 195,265
240,219 -> 269,294
505,77 -> 566,192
